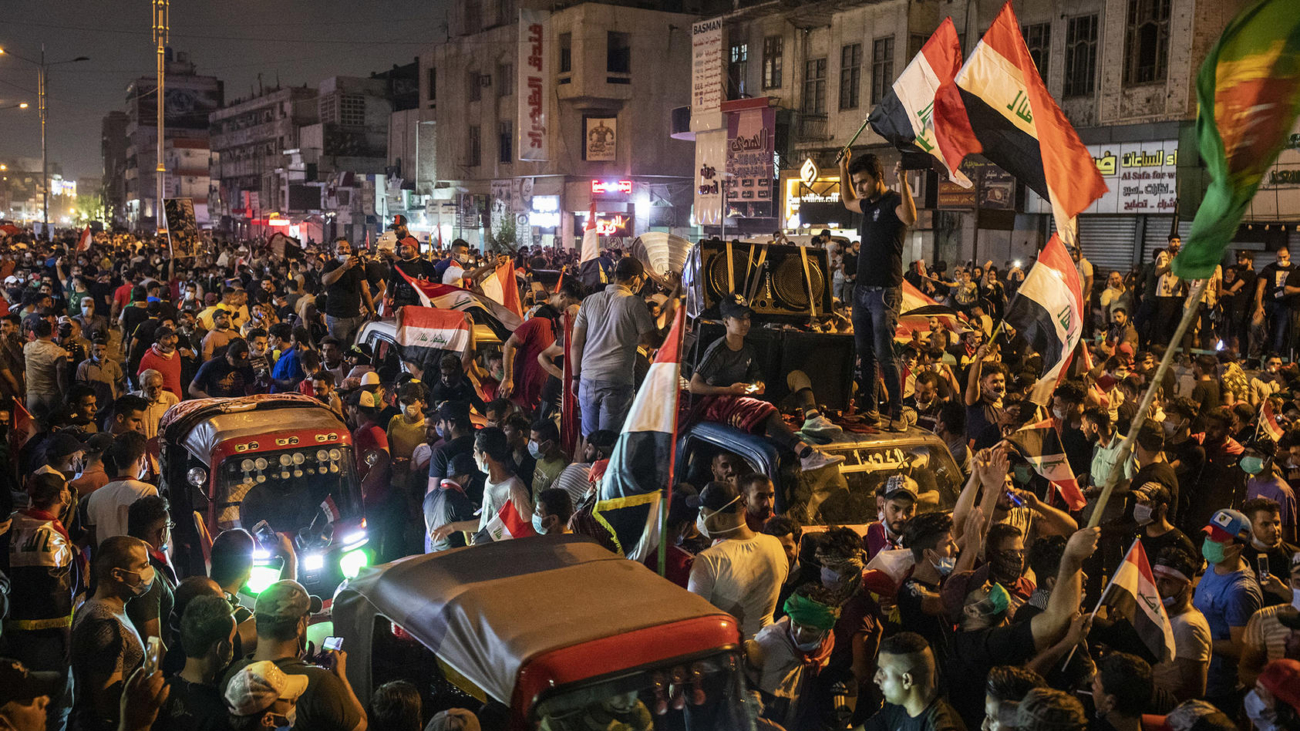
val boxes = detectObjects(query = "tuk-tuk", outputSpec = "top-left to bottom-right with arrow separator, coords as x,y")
162,394 -> 368,597
333,536 -> 756,731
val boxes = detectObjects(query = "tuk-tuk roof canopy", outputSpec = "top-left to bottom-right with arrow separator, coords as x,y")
160,394 -> 349,464
333,536 -> 733,705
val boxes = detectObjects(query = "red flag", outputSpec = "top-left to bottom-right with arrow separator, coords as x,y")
395,267 -> 523,332
76,227 -> 92,252
1097,539 -> 1177,663
1261,398 -> 1285,442
12,400 -> 37,451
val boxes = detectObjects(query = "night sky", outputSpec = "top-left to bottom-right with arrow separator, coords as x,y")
0,0 -> 446,183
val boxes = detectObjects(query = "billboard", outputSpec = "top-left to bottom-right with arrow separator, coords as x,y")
724,106 -> 775,218
135,78 -> 224,131
1026,140 -> 1178,215
518,9 -> 550,161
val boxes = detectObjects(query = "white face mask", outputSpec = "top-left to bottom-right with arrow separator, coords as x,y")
1052,407 -> 1067,421
696,495 -> 743,539
1244,689 -> 1276,731
1133,503 -> 1154,526
789,624 -> 824,653
338,254 -> 350,264
1292,587 -> 1300,611
403,403 -> 422,421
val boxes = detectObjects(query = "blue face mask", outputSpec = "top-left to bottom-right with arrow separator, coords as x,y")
1013,464 -> 1032,485
931,555 -> 956,576
532,513 -> 547,536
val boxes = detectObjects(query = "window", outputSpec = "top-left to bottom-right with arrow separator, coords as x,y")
467,125 -> 481,167
464,0 -> 481,34
870,37 -> 894,105
1124,0 -> 1171,85
427,67 -> 437,104
607,31 -> 631,74
468,71 -> 481,102
728,42 -> 748,99
497,63 -> 514,97
496,0 -> 515,26
339,94 -> 365,127
762,35 -> 783,89
498,121 -> 512,164
1063,15 -> 1098,97
839,43 -> 862,111
559,33 -> 572,74
802,58 -> 826,114
1021,23 -> 1051,79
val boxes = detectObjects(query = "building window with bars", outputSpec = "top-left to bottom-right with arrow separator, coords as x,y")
728,42 -> 748,99
1021,23 -> 1051,79
499,121 -> 512,164
497,63 -> 514,97
762,36 -> 783,89
870,37 -> 894,105
468,71 -> 482,102
1124,0 -> 1170,85
468,125 -> 481,167
559,33 -> 572,75
839,43 -> 862,111
464,0 -> 481,34
339,94 -> 365,127
607,31 -> 631,74
1063,15 -> 1098,97
803,58 -> 826,114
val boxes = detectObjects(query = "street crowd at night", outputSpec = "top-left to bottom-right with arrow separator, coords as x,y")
3,0 -> 1300,731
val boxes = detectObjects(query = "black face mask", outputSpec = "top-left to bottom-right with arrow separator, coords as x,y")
987,549 -> 1024,584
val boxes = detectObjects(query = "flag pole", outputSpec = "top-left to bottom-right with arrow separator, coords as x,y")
660,306 -> 686,578
1088,277 -> 1209,529
835,117 -> 873,164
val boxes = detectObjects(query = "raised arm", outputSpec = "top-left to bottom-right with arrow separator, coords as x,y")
1029,527 -> 1098,652
838,151 -> 864,215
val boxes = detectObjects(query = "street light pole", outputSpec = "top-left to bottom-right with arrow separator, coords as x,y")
154,0 -> 169,234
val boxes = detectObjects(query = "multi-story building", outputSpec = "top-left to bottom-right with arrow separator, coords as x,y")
690,0 -> 1267,277
101,111 -> 129,226
122,50 -> 223,231
422,0 -> 698,250
209,85 -> 319,236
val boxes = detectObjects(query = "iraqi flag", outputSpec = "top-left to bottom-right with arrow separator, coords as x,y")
76,226 -> 93,252
1094,539 -> 1177,664
1261,398 -> 1285,442
1007,418 -> 1086,511
1002,234 -> 1084,406
484,498 -> 537,541
896,280 -> 966,342
934,2 -> 1107,243
479,260 -> 525,322
396,306 -> 472,366
868,18 -> 971,187
11,400 -> 37,451
593,308 -> 686,562
396,268 -> 523,335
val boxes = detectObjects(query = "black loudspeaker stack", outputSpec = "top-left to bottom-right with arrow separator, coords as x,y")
683,241 -> 834,322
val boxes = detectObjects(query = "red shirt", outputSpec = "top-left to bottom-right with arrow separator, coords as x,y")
138,346 -> 183,398
508,317 -> 556,413
114,282 -> 134,310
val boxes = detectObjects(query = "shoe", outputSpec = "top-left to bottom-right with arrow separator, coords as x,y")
888,414 -> 908,432
802,413 -> 844,441
859,408 -> 881,426
800,449 -> 846,472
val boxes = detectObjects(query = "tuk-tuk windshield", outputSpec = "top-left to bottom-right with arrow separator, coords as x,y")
533,650 -> 751,731
781,442 -> 961,525
218,447 -> 359,532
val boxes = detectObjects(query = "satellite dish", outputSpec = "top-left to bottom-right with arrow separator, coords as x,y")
629,232 -> 692,277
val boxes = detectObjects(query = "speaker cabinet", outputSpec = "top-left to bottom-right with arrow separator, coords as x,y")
686,322 -> 855,412
684,241 -> 833,322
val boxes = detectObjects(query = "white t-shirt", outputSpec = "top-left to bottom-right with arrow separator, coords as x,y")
688,533 -> 790,640
476,473 -> 533,541
442,262 -> 467,285
1151,607 -> 1212,698
85,479 -> 158,546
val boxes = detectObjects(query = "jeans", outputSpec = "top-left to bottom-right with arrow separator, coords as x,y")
838,280 -> 857,305
1266,300 -> 1291,355
578,379 -> 635,436
26,391 -> 61,422
4,630 -> 73,731
852,286 -> 902,417
326,314 -> 366,347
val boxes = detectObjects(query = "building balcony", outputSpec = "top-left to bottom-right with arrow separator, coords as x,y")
796,113 -> 829,142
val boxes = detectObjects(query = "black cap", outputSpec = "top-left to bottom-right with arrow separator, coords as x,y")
0,658 -> 61,705
437,400 -> 470,422
44,432 -> 85,460
719,293 -> 754,320
686,481 -> 741,512
446,453 -> 478,479
669,485 -> 700,525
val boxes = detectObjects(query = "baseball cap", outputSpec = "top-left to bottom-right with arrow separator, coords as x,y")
357,390 -> 380,409
393,215 -> 409,227
880,474 -> 919,502
719,293 -> 754,320
1259,659 -> 1300,714
437,400 -> 470,423
668,484 -> 700,526
44,432 -> 85,460
224,660 -> 309,716
446,453 -> 478,479
686,481 -> 741,512
0,658 -> 61,706
253,580 -> 323,623
84,432 -> 115,456
1203,508 -> 1252,543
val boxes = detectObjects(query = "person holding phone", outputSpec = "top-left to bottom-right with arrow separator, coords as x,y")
319,238 -> 375,348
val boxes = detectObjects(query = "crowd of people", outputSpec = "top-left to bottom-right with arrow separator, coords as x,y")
0,194 -> 1297,731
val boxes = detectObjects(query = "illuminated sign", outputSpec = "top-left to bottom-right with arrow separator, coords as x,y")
783,175 -> 841,221
595,214 -> 631,236
591,180 -> 633,195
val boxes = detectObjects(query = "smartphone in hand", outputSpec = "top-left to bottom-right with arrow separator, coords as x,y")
144,637 -> 163,676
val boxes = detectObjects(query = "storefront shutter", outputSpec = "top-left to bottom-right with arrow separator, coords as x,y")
1049,215 -> 1140,278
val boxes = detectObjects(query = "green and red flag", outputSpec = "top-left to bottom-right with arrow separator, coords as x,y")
1175,0 -> 1300,279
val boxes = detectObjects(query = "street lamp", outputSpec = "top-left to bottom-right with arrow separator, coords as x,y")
0,46 -> 90,233
0,102 -> 30,111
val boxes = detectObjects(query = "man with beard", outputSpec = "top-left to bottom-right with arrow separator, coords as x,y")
739,474 -> 776,533
154,595 -> 237,731
1255,245 -> 1296,354
1240,497 -> 1298,606
964,350 -> 1007,448
864,475 -> 920,559
903,371 -> 946,433
220,581 -> 366,731
1251,354 -> 1287,404
386,233 -> 435,311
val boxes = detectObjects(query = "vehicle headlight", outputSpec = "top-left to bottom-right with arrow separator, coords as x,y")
317,450 -> 329,461
187,467 -> 208,487
329,449 -> 342,461
254,458 -> 268,471
339,549 -> 369,580
292,452 -> 305,465
241,459 -> 254,471
245,565 -> 280,595
302,553 -> 325,572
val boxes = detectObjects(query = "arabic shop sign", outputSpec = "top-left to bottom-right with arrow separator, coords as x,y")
1026,140 -> 1178,216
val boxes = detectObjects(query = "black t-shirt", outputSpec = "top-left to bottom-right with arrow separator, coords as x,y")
861,699 -> 967,731
1261,262 -> 1297,303
1168,441 -> 1205,528
389,258 -> 436,307
1131,461 -> 1179,523
695,338 -> 762,387
1286,268 -> 1300,311
856,190 -> 906,288
1227,266 -> 1257,310
1135,527 -> 1197,567
1191,380 -> 1222,412
154,678 -> 233,731
322,259 -> 364,318
221,657 -> 361,731
843,250 -> 860,282
897,576 -> 951,658
192,358 -> 255,398
946,621 -> 1036,728
122,306 -> 151,340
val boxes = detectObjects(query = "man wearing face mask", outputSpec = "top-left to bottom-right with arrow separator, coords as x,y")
865,475 -> 920,559
745,584 -> 839,730
1149,547 -> 1212,703
1129,484 -> 1196,566
0,472 -> 77,731
1244,659 -> 1300,731
531,488 -> 573,537
220,580 -> 365,731
526,420 -> 568,499
687,481 -> 789,639
1254,245 -> 1296,354
1240,553 -> 1300,688
468,427 -> 533,544
124,496 -> 176,646
224,661 -> 306,731
386,230 -> 435,312
898,511 -> 982,659
70,535 -> 154,731
1193,508 -> 1264,713
433,240 -> 473,285
153,595 -> 237,731
84,432 -> 156,547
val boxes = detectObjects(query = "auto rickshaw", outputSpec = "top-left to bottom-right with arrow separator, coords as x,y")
333,536 -> 756,730
162,394 -> 369,598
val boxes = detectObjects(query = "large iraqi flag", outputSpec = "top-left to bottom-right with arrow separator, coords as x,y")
868,18 -> 971,187
1095,539 -> 1177,663
592,308 -> 686,562
395,306 -> 473,366
396,268 -> 523,334
1002,234 -> 1084,405
934,2 -> 1107,243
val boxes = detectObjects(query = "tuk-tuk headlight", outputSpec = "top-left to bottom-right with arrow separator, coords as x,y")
302,553 -> 325,572
279,454 -> 293,467
241,459 -> 254,471
364,451 -> 381,468
292,453 -> 305,465
316,450 -> 329,462
187,467 -> 208,488
328,449 -> 342,461
254,458 -> 268,471
339,548 -> 369,579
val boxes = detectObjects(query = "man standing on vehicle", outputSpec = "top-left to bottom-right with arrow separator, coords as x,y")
839,151 -> 916,432
320,238 -> 375,347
